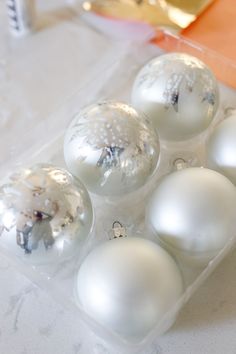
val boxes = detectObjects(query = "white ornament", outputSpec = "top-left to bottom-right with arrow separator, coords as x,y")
64,101 -> 160,196
131,53 -> 219,141
206,114 -> 236,185
76,237 -> 183,339
0,164 -> 93,264
146,168 -> 236,265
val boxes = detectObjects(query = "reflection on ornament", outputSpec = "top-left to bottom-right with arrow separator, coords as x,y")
146,167 -> 236,265
64,101 -> 160,196
76,236 -> 183,339
132,53 -> 219,141
0,164 -> 93,264
206,113 -> 236,185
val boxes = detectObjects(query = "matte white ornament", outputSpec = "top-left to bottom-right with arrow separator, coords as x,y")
206,114 -> 236,185
0,164 -> 93,264
131,53 -> 219,141
64,101 -> 160,196
76,237 -> 183,339
146,168 -> 236,265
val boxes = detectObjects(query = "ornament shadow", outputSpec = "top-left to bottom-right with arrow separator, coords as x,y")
170,247 -> 236,333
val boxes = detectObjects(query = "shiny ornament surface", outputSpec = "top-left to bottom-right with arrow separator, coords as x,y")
0,164 -> 93,264
146,168 -> 236,264
76,237 -> 183,339
64,101 -> 160,196
131,53 -> 219,141
206,114 -> 236,185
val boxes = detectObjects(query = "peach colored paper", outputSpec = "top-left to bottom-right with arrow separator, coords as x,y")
182,0 -> 236,62
152,0 -> 236,88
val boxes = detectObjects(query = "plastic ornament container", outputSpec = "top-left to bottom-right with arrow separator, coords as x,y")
0,163 -> 93,264
146,167 -> 236,266
0,28 -> 236,354
76,235 -> 183,340
131,52 -> 219,142
206,113 -> 236,185
64,101 -> 160,196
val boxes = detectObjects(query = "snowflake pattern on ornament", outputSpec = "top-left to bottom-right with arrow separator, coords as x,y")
136,54 -> 217,113
66,102 -> 159,187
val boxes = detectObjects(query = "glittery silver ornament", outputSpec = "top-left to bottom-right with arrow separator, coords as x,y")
76,237 -> 183,339
131,53 -> 219,141
0,164 -> 93,264
146,168 -> 236,265
206,114 -> 236,185
64,101 -> 160,196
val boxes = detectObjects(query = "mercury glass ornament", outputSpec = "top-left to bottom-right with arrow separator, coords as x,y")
64,101 -> 160,196
146,168 -> 236,265
206,113 -> 236,185
0,164 -> 93,264
76,237 -> 183,339
131,53 -> 219,141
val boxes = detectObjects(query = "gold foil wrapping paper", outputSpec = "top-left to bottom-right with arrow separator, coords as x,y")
82,0 -> 214,31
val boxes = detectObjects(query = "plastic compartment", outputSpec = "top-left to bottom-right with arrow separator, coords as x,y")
0,30 -> 236,354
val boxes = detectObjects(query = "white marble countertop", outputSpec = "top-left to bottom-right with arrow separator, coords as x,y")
0,247 -> 236,354
0,1 -> 236,353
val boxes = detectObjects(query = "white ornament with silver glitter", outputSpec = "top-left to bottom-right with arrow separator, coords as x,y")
132,53 -> 219,141
6,0 -> 36,36
64,101 -> 160,196
0,164 -> 93,264
146,167 -> 236,265
76,235 -> 183,339
206,113 -> 236,185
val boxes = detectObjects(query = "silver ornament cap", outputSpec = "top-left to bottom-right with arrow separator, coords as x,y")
146,167 -> 236,265
64,101 -> 160,196
132,53 -> 219,141
206,114 -> 236,185
0,164 -> 93,264
76,237 -> 183,339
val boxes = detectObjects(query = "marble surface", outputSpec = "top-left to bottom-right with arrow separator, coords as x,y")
0,247 -> 236,354
1,1 -> 236,353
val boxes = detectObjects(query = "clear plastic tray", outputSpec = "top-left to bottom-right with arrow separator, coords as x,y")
0,30 -> 236,354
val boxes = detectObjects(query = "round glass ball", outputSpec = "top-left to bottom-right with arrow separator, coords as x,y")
0,164 -> 93,264
206,113 -> 236,185
146,167 -> 236,265
76,237 -> 183,339
64,101 -> 160,196
132,53 -> 219,141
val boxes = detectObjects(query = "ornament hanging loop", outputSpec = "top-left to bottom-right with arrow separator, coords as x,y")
224,106 -> 236,118
111,221 -> 127,239
173,157 -> 187,171
170,153 -> 201,173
